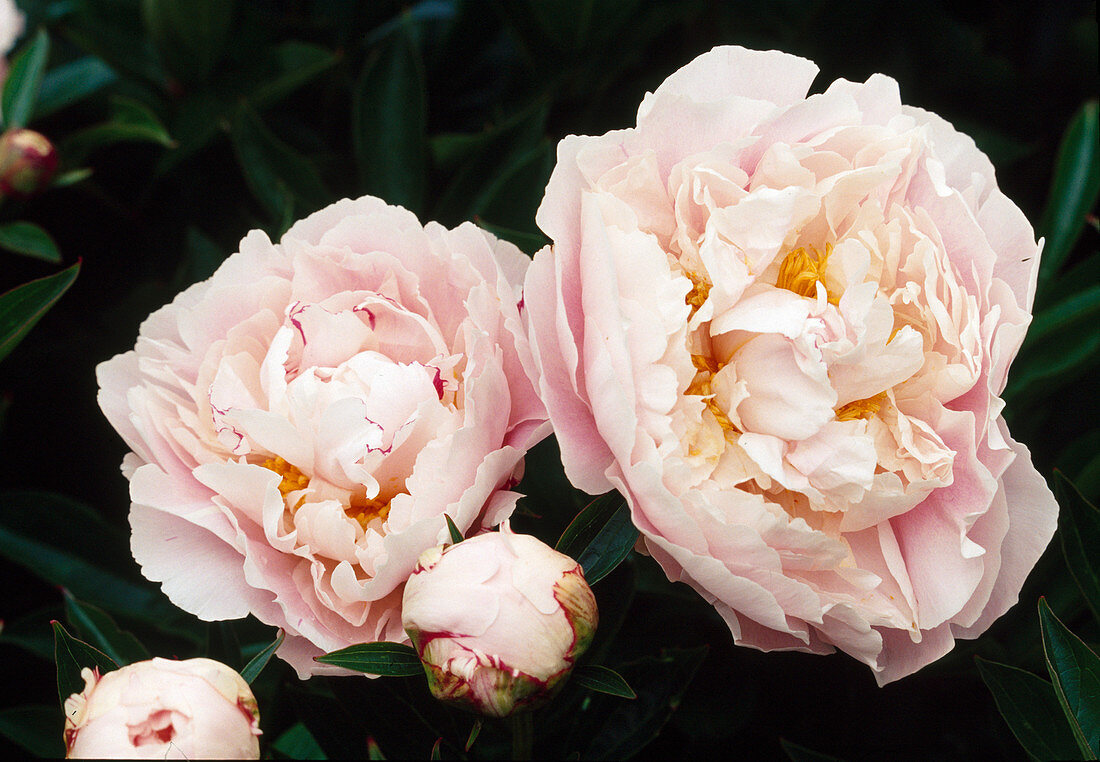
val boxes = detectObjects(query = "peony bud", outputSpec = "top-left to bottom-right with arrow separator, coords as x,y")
63,657 -> 261,759
402,524 -> 598,718
0,128 -> 58,199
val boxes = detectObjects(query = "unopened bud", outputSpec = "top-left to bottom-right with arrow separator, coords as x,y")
0,128 -> 58,198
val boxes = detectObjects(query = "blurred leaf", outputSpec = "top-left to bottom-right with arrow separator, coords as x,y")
315,642 -> 423,677
444,513 -> 463,544
581,646 -> 707,760
556,492 -> 638,585
0,490 -> 192,635
353,17 -> 427,212
1023,285 -> 1100,352
430,737 -> 442,760
475,218 -> 549,255
1056,473 -> 1100,622
205,620 -> 242,671
0,260 -> 78,363
241,629 -> 285,684
50,167 -> 92,187
0,604 -> 61,661
230,105 -> 330,229
1004,326 -> 1100,405
573,664 -> 636,699
779,738 -> 846,762
432,101 -> 548,226
63,591 -> 150,666
475,139 -> 554,232
34,56 -> 116,120
141,0 -> 234,83
250,41 -> 340,110
368,736 -> 387,760
0,221 -> 60,263
1039,100 -> 1100,288
272,722 -> 328,760
1038,598 -> 1100,758
1,28 -> 49,129
52,620 -> 117,705
976,655 -> 1085,761
0,705 -> 64,757
62,96 -> 174,165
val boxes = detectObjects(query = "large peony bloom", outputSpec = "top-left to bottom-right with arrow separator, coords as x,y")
524,46 -> 1057,683
98,196 -> 548,676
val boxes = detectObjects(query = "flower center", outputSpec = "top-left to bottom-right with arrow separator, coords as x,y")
684,271 -> 711,317
262,456 -> 309,501
835,392 -> 887,421
346,496 -> 394,530
776,243 -> 835,301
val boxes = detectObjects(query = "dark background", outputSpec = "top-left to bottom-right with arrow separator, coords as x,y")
0,0 -> 1096,758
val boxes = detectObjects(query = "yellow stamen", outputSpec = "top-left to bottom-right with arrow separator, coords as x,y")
684,271 -> 711,317
346,498 -> 393,531
685,372 -> 740,437
776,243 -> 836,302
262,456 -> 310,498
835,392 -> 888,421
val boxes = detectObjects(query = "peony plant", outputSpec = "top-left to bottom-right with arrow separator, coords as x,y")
96,196 -> 549,676
524,45 -> 1060,684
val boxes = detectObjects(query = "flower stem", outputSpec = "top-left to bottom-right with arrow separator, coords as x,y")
510,712 -> 534,760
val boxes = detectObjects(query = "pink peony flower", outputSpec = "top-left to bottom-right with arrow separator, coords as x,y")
64,657 -> 261,759
402,523 -> 598,717
97,196 -> 548,676
524,46 -> 1057,684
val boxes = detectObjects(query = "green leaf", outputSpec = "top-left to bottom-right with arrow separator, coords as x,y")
51,167 -> 93,188
250,41 -> 341,110
63,591 -> 150,667
205,620 -> 243,672
0,490 -> 193,636
556,492 -> 638,585
141,0 -> 235,83
475,219 -> 550,256
1,28 -> 50,129
353,18 -> 427,212
1023,285 -> 1100,352
581,646 -> 707,760
779,738 -> 846,762
0,604 -> 61,661
1039,598 -> 1100,758
230,105 -> 330,229
1039,100 -> 1100,288
241,629 -> 285,684
52,620 -> 118,705
465,719 -> 482,752
315,642 -> 423,677
975,655 -> 1085,761
430,738 -> 442,760
444,513 -> 463,545
0,221 -> 61,263
368,736 -> 387,760
272,722 -> 328,760
573,664 -> 637,699
0,705 -> 65,757
34,56 -> 116,121
1056,473 -> 1100,623
61,95 -> 175,165
0,261 -> 78,363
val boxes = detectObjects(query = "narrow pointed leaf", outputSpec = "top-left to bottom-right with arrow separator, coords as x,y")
53,620 -> 118,705
1039,598 -> 1100,758
1039,100 -> 1100,287
353,19 -> 427,212
444,513 -> 463,545
465,719 -> 482,752
1056,473 -> 1100,622
430,738 -> 442,760
250,41 -> 340,109
2,28 -> 49,129
0,221 -> 61,263
556,493 -> 638,584
573,664 -> 636,699
205,621 -> 243,671
975,655 -> 1084,761
367,736 -> 387,760
315,642 -> 423,676
0,261 -> 79,363
63,591 -> 150,666
241,630 -> 285,684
